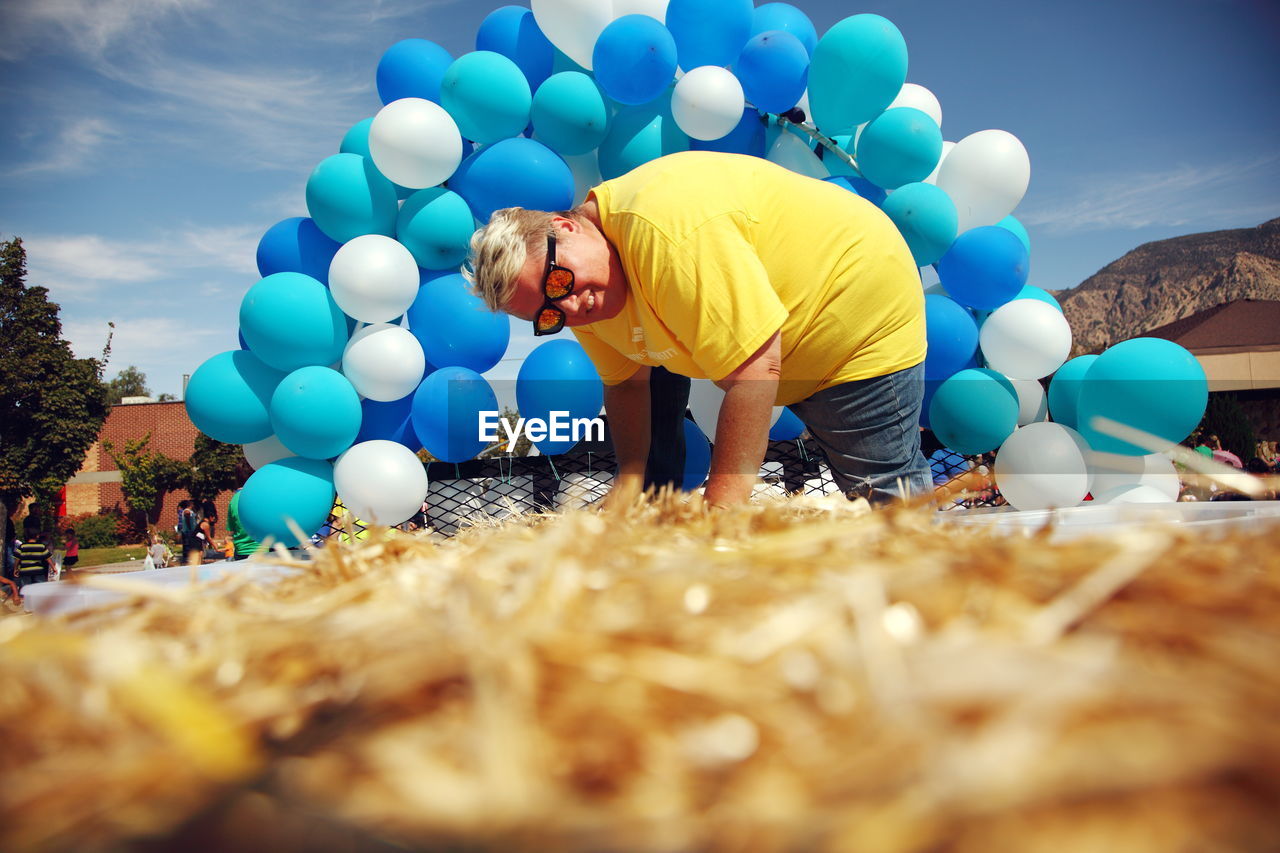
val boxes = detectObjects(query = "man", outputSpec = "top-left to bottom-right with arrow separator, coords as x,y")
466,151 -> 928,507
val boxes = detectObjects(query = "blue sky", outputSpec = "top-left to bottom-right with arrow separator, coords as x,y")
2,0 -> 1277,399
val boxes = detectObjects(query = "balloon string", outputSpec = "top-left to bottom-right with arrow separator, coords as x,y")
587,452 -> 593,477
454,463 -> 460,481
776,115 -> 860,173
797,437 -> 809,462
548,456 -> 561,482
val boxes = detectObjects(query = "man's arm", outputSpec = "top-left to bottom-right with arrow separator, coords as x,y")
603,365 -> 652,507
704,330 -> 782,507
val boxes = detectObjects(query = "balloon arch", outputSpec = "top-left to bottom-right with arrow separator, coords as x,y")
185,0 -> 1208,543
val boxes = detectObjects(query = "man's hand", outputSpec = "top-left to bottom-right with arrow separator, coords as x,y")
601,366 -> 652,510
703,331 -> 782,508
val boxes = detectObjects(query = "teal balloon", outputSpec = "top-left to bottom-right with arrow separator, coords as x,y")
928,368 -> 1018,455
880,181 -> 957,267
666,0 -> 754,70
809,14 -> 907,134
597,94 -> 690,180
239,272 -> 348,373
856,107 -> 943,190
997,214 -> 1031,255
1014,284 -> 1062,312
396,188 -> 476,270
1046,354 -> 1097,431
768,406 -> 805,441
1077,338 -> 1208,456
440,50 -> 532,145
531,72 -> 610,156
682,418 -> 712,490
405,273 -> 510,373
340,117 -> 413,200
185,350 -> 285,445
592,15 -> 678,107
411,366 -> 498,463
516,339 -> 604,455
270,366 -> 362,460
305,153 -> 398,244
239,457 -> 336,547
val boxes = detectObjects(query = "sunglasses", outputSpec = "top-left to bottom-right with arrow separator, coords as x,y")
533,233 -> 576,336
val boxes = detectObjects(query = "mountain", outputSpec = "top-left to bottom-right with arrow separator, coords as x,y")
1054,218 -> 1280,354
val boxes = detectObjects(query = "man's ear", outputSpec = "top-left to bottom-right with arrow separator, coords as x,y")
551,215 -> 577,234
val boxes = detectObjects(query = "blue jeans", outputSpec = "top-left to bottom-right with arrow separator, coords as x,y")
789,362 -> 931,505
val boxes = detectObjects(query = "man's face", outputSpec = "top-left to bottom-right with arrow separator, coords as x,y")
503,216 -> 626,331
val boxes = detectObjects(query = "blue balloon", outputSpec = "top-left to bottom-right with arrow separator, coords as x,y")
690,107 -> 766,156
396,188 -> 476,270
928,368 -> 1018,455
856,107 -> 943,190
270,366 -> 362,460
448,137 -> 574,222
936,225 -> 1029,311
751,3 -> 818,57
406,273 -> 510,373
186,351 -> 285,445
880,182 -> 958,267
515,339 -> 604,454
531,72 -> 611,156
682,418 -> 712,490
1077,338 -> 1208,456
996,214 -> 1031,254
592,15 -> 678,107
666,0 -> 754,70
923,294 -> 980,381
1013,284 -> 1062,312
239,273 -> 348,373
476,6 -> 555,91
256,217 -> 341,284
376,38 -> 453,105
340,118 -> 414,200
239,457 -> 336,547
808,14 -> 908,134
1046,354 -> 1097,431
735,30 -> 809,114
305,153 -> 398,244
822,175 -> 886,207
440,51 -> 532,145
597,94 -> 690,180
769,406 -> 805,441
412,366 -> 498,463
357,394 -> 422,452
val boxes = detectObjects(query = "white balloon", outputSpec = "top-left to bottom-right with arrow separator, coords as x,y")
923,140 -> 954,185
936,129 -> 1030,233
671,66 -> 745,141
1092,483 -> 1176,505
979,299 -> 1072,380
1011,378 -> 1048,426
243,434 -> 296,470
611,0 -> 667,23
341,323 -> 427,402
688,379 -> 725,442
767,130 -> 829,180
334,440 -> 429,526
531,0 -> 614,70
888,83 -> 942,129
993,422 -> 1092,511
1089,452 -> 1181,501
328,235 -> 420,323
368,98 -> 462,189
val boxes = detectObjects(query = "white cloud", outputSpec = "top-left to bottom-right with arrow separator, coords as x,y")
6,117 -> 121,176
0,0 -> 208,62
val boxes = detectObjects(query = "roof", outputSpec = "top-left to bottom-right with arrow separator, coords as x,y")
1142,299 -> 1280,354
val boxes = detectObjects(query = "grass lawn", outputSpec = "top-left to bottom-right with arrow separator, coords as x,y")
74,545 -> 149,569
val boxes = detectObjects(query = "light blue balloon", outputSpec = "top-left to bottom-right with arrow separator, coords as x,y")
856,107 -> 943,190
406,273 -> 510,373
880,182 -> 957,267
185,350 -> 285,445
1077,338 -> 1208,456
597,94 -> 690,180
476,6 -> 555,91
682,418 -> 712,490
666,0 -> 754,70
809,14 -> 908,134
592,15 -> 678,107
1046,354 -> 1097,431
376,38 -> 453,105
440,51 -> 532,145
768,406 -> 805,441
516,339 -> 604,455
1014,284 -> 1062,312
256,217 -> 342,284
751,3 -> 818,57
996,214 -> 1031,255
305,153 -> 398,244
735,30 -> 809,115
239,457 -> 336,547
270,366 -> 362,460
396,188 -> 476,270
411,366 -> 498,463
448,137 -> 574,222
923,294 -> 979,381
936,225 -> 1030,310
340,117 -> 413,200
531,72 -> 611,156
690,107 -> 766,156
928,368 -> 1018,455
239,272 -> 348,373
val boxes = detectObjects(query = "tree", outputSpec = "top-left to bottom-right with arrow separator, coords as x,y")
183,433 -> 248,504
106,365 -> 150,404
0,237 -> 110,537
101,434 -> 186,532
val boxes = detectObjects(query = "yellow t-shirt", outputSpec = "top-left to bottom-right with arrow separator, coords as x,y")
573,151 -> 925,406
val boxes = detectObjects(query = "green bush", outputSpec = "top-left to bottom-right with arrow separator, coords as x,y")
65,511 -> 123,549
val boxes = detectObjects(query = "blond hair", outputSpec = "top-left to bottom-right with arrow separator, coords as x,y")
464,208 -> 561,312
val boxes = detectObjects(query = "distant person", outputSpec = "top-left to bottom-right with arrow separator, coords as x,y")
148,534 -> 171,569
176,502 -> 201,565
62,528 -> 80,572
225,489 -> 261,562
200,500 -> 219,538
15,521 -> 51,588
196,512 -> 217,563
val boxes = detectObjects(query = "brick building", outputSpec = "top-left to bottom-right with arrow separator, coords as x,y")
66,400 -> 235,540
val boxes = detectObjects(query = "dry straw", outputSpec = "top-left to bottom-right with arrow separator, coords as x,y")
2,494 -> 1278,852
